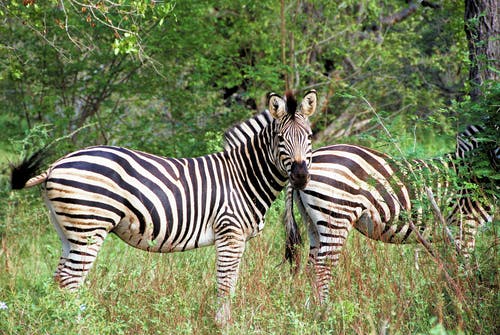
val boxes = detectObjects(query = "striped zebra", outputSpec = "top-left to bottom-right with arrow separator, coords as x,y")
283,125 -> 498,302
10,90 -> 317,325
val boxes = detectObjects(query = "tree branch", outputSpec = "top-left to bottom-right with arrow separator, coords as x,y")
380,3 -> 419,27
374,1 -> 442,30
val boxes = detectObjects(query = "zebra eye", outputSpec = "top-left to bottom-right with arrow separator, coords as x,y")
307,134 -> 312,140
278,134 -> 284,142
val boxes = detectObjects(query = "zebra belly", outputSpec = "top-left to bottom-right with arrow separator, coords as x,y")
354,216 -> 417,244
354,203 -> 440,244
112,216 -> 216,253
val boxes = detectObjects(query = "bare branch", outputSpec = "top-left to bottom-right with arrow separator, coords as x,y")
380,2 -> 419,27
58,0 -> 91,52
421,1 -> 441,9
370,1 -> 442,31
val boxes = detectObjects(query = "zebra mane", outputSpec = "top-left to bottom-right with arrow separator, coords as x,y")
223,110 -> 274,151
284,91 -> 298,118
458,124 -> 484,140
457,124 -> 499,171
456,125 -> 484,157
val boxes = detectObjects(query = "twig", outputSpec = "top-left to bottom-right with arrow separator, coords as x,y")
58,0 -> 90,52
49,122 -> 97,148
280,0 -> 289,91
425,187 -> 461,254
404,214 -> 468,304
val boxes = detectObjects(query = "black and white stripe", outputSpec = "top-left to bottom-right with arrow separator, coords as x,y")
284,125 -> 497,302
11,90 -> 318,324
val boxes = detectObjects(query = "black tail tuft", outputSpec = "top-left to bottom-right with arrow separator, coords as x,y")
284,187 -> 302,275
285,216 -> 302,275
10,148 -> 50,190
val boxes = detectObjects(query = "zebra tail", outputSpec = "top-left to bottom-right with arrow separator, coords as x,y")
10,147 -> 50,190
284,187 -> 302,275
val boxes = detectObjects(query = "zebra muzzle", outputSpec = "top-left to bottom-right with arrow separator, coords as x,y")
290,161 -> 310,189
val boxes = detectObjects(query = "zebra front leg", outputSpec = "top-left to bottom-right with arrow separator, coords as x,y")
305,215 -> 322,303
297,194 -> 325,304
314,217 -> 352,304
214,231 -> 246,326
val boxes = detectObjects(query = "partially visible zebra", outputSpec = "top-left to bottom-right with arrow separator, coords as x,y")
10,90 -> 318,325
283,125 -> 498,302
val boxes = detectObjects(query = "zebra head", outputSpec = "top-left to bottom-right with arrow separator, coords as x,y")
267,90 -> 317,189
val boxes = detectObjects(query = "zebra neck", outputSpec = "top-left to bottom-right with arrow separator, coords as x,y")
225,129 -> 288,218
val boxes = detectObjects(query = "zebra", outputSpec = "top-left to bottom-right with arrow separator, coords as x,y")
10,90 -> 318,325
283,125 -> 498,302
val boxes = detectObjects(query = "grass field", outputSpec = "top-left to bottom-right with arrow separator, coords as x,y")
0,167 -> 498,334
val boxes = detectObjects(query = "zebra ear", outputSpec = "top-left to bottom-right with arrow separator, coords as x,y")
299,90 -> 317,117
267,93 -> 287,119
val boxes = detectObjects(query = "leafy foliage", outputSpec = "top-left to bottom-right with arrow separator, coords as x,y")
0,1 -> 485,158
0,1 -> 498,334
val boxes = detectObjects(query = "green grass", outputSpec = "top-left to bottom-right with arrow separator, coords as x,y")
1,179 -> 498,334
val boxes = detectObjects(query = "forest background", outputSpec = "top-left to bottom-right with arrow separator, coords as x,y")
0,1 -> 498,334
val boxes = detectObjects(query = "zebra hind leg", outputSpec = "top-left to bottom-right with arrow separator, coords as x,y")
455,217 -> 480,269
54,237 -> 108,290
46,204 -> 71,286
48,210 -> 109,290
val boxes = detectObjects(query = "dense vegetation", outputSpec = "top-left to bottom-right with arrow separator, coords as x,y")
1,1 -> 498,334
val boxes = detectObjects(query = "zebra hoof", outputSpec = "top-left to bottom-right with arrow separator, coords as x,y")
215,302 -> 231,327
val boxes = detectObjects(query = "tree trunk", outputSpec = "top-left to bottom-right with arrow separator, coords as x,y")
464,0 -> 499,101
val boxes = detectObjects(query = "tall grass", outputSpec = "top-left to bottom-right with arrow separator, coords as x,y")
1,183 -> 498,334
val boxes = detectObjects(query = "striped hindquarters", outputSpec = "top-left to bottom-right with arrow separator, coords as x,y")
300,144 -> 412,244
